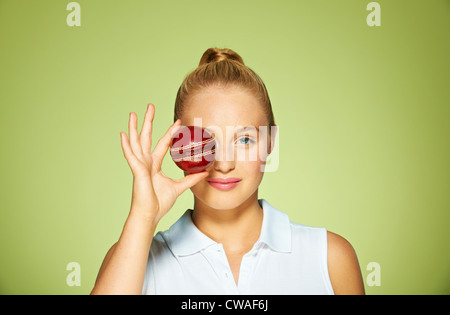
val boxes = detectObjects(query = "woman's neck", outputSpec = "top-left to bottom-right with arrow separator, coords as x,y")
191,194 -> 263,253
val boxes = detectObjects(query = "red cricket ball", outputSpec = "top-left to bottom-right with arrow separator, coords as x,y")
170,125 -> 216,173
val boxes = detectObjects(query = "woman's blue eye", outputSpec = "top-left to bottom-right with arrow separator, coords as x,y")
237,136 -> 255,145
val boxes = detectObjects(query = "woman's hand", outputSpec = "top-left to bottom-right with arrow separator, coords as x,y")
120,103 -> 209,223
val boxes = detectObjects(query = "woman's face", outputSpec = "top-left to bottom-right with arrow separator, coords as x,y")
180,85 -> 275,210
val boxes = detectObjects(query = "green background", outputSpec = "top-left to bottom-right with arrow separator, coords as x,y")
0,0 -> 449,295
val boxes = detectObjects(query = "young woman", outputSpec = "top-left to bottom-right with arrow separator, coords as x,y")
91,48 -> 365,295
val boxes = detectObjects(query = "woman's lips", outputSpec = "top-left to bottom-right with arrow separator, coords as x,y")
206,178 -> 242,191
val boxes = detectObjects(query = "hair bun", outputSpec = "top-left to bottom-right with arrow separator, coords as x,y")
199,48 -> 245,66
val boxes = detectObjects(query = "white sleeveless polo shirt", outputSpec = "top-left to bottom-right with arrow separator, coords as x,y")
142,199 -> 334,295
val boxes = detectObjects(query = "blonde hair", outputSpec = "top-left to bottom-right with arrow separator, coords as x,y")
174,48 -> 276,131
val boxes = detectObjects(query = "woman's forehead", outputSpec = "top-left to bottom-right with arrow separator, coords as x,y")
181,87 -> 267,128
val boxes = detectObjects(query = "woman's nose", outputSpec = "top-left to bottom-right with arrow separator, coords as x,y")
212,141 -> 236,172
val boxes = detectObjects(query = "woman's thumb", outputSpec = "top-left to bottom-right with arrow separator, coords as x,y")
174,171 -> 209,196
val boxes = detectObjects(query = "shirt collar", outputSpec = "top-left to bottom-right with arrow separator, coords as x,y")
163,209 -> 216,256
163,198 -> 292,256
257,199 -> 292,253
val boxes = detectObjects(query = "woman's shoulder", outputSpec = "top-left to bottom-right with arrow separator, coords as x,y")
326,230 -> 355,254
326,230 -> 365,295
287,221 -> 365,295
287,220 -> 361,268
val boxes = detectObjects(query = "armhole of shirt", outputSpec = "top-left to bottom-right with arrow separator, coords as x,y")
321,228 -> 335,295
142,235 -> 160,295
142,258 -> 149,295
141,243 -> 152,295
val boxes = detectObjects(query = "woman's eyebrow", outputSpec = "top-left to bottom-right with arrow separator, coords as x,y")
204,125 -> 261,135
234,126 -> 260,133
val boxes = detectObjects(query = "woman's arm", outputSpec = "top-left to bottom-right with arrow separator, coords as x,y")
90,104 -> 208,295
327,231 -> 365,295
90,212 -> 158,295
